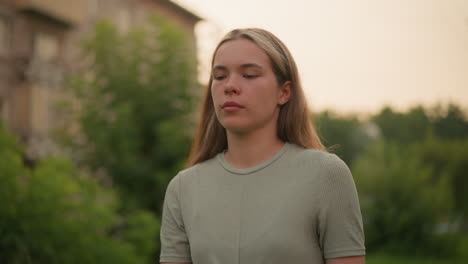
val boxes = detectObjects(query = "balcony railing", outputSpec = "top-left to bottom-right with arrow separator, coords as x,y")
24,57 -> 65,89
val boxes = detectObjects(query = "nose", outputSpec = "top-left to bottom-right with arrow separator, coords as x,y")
224,76 -> 240,95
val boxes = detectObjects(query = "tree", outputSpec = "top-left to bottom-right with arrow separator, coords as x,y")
352,141 -> 453,255
64,15 -> 197,216
315,110 -> 374,165
0,121 -> 158,264
430,103 -> 468,140
372,104 -> 468,144
372,105 -> 432,144
410,138 -> 468,232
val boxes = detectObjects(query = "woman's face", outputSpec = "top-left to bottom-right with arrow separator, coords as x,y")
211,39 -> 290,135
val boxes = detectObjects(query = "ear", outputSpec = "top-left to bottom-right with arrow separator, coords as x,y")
278,81 -> 292,105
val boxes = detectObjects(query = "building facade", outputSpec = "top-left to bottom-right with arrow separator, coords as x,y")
0,0 -> 201,159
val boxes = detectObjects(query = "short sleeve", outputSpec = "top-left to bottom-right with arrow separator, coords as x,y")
160,174 -> 192,263
317,154 -> 366,259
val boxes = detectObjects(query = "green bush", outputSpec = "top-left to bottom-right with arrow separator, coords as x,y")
409,138 -> 468,232
63,14 -> 196,217
366,253 -> 465,264
352,141 -> 454,256
0,123 -> 158,263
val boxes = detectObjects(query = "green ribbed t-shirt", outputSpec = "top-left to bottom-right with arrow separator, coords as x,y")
160,143 -> 365,264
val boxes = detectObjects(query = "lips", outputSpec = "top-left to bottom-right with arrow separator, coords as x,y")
222,101 -> 244,111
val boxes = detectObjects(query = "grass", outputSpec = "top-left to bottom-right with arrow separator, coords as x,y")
366,254 -> 466,264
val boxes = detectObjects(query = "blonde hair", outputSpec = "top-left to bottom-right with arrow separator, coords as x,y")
187,28 -> 325,166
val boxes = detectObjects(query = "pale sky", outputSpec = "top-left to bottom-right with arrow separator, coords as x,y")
176,0 -> 468,114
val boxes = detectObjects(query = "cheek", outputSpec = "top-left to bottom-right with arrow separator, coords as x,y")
210,86 -> 223,117
256,85 -> 281,107
210,85 -> 220,103
211,81 -> 223,94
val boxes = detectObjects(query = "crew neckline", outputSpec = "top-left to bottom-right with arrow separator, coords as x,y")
216,143 -> 291,175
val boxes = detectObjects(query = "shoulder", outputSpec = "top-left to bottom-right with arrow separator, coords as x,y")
286,144 -> 352,183
168,155 -> 219,189
287,143 -> 347,170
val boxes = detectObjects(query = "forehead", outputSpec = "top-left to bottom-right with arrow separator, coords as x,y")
213,39 -> 270,68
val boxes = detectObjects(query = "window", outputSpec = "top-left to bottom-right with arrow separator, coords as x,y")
88,0 -> 98,19
33,32 -> 59,61
0,18 -> 7,56
0,98 -> 4,120
117,8 -> 131,33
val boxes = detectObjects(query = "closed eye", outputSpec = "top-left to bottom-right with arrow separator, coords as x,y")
243,74 -> 258,79
213,75 -> 226,80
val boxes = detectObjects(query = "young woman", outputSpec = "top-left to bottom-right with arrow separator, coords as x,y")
160,28 -> 365,264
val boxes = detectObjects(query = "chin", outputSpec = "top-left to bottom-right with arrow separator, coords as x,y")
220,120 -> 251,134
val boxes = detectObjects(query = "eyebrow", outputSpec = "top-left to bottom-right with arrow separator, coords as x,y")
212,63 -> 264,71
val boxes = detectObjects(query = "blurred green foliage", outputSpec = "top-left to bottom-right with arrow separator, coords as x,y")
410,139 -> 468,232
372,106 -> 432,144
373,104 -> 468,143
352,141 -> 453,256
0,122 -> 159,264
56,14 -> 197,261
315,110 -> 374,165
316,103 -> 468,258
366,252 -> 467,264
64,15 -> 197,216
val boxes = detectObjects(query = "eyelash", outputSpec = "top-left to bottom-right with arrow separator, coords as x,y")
243,74 -> 258,79
213,74 -> 258,80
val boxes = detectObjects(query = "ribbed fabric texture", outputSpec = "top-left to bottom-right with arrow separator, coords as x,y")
160,143 -> 365,264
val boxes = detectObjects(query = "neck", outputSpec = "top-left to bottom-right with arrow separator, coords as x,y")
225,126 -> 285,169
